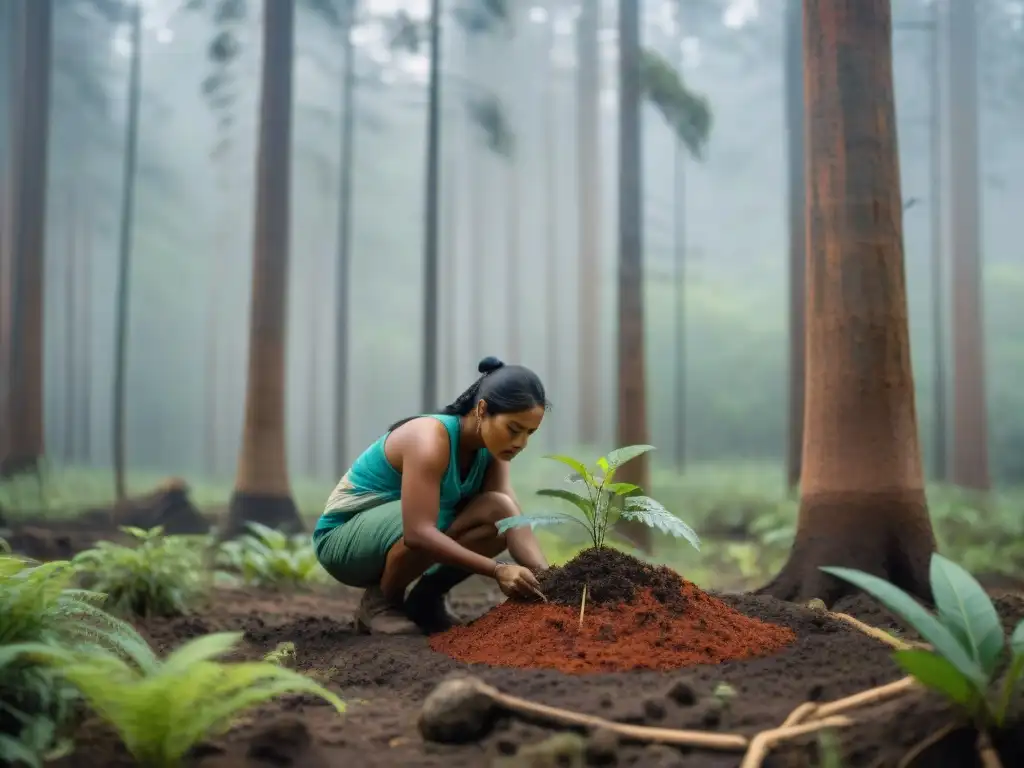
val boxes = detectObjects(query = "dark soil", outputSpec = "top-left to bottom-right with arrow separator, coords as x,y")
5,523 -> 1022,767
537,547 -> 690,611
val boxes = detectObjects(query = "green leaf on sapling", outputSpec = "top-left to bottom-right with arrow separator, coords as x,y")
892,649 -> 980,709
544,455 -> 594,485
604,445 -> 656,471
820,566 -> 986,688
929,554 -> 1005,676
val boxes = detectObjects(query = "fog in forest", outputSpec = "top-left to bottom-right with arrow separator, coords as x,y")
3,0 -> 1023,490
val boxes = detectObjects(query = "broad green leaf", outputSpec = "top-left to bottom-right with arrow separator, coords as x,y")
604,445 -> 655,470
495,514 -> 588,537
537,488 -> 595,521
929,554 -> 1004,675
892,649 -> 980,708
597,457 -> 610,473
605,482 -> 640,496
543,455 -> 593,485
820,566 -> 986,687
622,496 -> 701,551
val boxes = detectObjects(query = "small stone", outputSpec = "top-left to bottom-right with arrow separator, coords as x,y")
665,680 -> 696,706
642,698 -> 667,720
702,708 -> 721,728
515,733 -> 586,765
585,728 -> 620,765
418,675 -> 497,744
807,598 -> 827,612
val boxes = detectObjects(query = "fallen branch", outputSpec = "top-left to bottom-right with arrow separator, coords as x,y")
475,679 -> 748,751
739,716 -> 854,768
827,611 -> 928,651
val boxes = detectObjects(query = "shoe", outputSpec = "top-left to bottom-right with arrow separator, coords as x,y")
354,586 -> 421,635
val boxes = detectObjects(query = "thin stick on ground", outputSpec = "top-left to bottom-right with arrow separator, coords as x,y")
898,722 -> 959,768
578,583 -> 587,631
978,731 -> 1004,768
739,716 -> 854,768
473,679 -> 748,751
827,611 -> 928,651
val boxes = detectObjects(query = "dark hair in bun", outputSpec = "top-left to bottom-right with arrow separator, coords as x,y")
387,356 -> 548,431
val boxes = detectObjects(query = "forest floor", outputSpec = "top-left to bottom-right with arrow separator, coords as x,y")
5,509 -> 1024,768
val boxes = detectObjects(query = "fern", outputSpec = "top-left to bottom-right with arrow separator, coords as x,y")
217,522 -> 328,589
498,445 -> 701,552
0,553 -> 155,766
72,526 -> 210,618
9,632 -> 345,768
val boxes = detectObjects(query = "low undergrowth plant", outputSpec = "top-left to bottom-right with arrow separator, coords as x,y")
7,631 -> 345,768
822,553 -> 1024,735
498,444 -> 701,552
0,552 -> 156,767
216,522 -> 326,589
71,526 -> 209,618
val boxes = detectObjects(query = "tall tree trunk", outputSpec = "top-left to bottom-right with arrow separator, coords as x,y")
504,139 -> 520,362
615,0 -> 651,552
544,7 -> 559,448
945,0 -> 988,492
78,194 -> 93,465
333,2 -> 356,475
0,0 -> 12,429
225,0 -> 302,536
784,0 -> 805,492
575,0 -> 601,448
927,3 -> 946,482
420,0 -> 442,412
111,3 -> 142,502
672,3 -> 686,470
1,0 -> 52,480
759,0 -> 936,605
64,187 -> 77,464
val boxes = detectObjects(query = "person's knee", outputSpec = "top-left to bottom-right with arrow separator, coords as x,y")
475,491 -> 519,525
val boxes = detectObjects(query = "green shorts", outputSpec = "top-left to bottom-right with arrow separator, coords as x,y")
313,501 -> 456,588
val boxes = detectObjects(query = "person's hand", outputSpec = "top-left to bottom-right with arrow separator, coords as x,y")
494,563 -> 547,601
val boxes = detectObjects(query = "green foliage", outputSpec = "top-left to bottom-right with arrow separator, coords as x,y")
72,527 -> 209,618
0,552 -> 155,767
216,522 -> 327,589
822,553 -> 1024,727
639,49 -> 713,159
8,631 -> 344,768
498,445 -> 701,553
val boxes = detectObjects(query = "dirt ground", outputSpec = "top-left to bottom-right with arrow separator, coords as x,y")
5,508 -> 1023,767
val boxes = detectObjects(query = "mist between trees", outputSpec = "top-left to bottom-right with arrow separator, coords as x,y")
2,0 -> 1023,486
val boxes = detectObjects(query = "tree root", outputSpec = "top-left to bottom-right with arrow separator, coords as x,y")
738,716 -> 854,768
978,730 -> 1004,768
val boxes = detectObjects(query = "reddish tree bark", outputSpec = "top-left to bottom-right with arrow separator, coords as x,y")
759,0 -> 936,605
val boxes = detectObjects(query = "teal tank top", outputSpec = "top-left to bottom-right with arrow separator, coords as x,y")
312,414 -> 492,540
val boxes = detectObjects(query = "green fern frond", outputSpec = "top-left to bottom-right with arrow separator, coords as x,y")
622,496 -> 701,551
39,632 -> 344,768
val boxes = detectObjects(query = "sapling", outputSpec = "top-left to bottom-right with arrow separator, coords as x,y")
822,553 -> 1024,739
497,445 -> 700,625
496,444 -> 701,553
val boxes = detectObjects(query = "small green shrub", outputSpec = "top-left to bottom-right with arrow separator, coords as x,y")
71,526 -> 209,618
9,631 -> 345,768
822,553 -> 1024,728
217,522 -> 326,589
498,445 -> 701,552
0,552 -> 155,767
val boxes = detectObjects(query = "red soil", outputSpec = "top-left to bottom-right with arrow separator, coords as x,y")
430,582 -> 797,675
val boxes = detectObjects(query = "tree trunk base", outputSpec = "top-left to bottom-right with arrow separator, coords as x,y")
0,453 -> 42,481
757,490 -> 935,607
221,492 -> 305,540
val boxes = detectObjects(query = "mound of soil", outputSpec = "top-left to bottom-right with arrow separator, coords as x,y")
430,548 -> 796,674
537,546 -> 691,610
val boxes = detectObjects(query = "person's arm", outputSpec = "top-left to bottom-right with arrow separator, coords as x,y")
399,426 -> 501,578
483,459 -> 549,571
